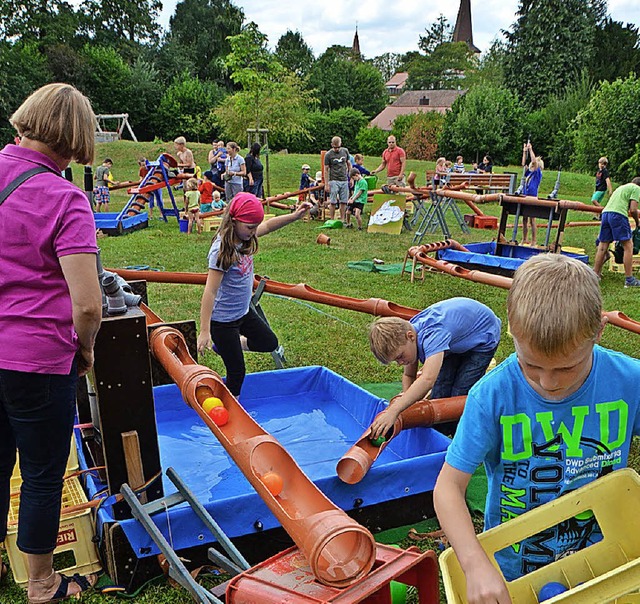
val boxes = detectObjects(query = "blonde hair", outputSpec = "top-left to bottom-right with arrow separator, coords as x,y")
213,209 -> 259,271
508,254 -> 602,356
354,153 -> 363,162
185,177 -> 198,191
436,157 -> 446,166
598,156 -> 608,165
10,83 -> 95,165
212,190 -> 221,200
226,141 -> 240,152
530,156 -> 544,171
369,316 -> 413,364
174,136 -> 186,145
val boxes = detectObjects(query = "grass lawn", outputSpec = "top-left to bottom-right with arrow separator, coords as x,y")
2,141 -> 639,603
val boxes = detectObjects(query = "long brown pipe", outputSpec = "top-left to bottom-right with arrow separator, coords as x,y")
111,268 -> 639,335
145,321 -> 376,587
337,396 -> 466,484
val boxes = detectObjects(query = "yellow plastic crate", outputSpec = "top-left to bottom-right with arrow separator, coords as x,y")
10,436 -> 78,492
562,246 -> 586,255
202,216 -> 222,232
440,468 -> 640,604
6,476 -> 101,587
609,254 -> 640,273
262,213 -> 276,222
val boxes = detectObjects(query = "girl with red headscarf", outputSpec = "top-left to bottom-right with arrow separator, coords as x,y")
197,193 -> 311,396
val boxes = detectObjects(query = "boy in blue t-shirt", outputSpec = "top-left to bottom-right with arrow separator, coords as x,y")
434,255 -> 640,601
368,298 -> 501,438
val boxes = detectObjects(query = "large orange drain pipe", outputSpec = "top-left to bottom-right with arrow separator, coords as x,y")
142,312 -> 375,588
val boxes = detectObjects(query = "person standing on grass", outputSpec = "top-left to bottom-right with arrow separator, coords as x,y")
371,135 -> 406,187
593,177 -> 640,288
174,136 -> 195,174
324,136 -> 351,222
197,194 -> 312,397
345,168 -> 368,230
591,156 -> 613,209
223,142 -> 245,202
0,83 -> 102,604
520,141 -> 543,245
244,142 -> 264,198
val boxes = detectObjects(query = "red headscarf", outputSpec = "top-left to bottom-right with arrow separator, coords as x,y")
228,192 -> 264,224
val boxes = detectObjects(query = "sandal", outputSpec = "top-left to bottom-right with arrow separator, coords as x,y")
28,572 -> 97,604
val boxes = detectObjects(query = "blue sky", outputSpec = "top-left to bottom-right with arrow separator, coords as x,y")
157,0 -> 640,58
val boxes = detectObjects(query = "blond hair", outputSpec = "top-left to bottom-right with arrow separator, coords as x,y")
508,255 -> 602,356
185,177 -> 198,191
598,156 -> 608,165
174,136 -> 186,145
10,83 -> 95,165
529,156 -> 544,171
369,316 -> 413,364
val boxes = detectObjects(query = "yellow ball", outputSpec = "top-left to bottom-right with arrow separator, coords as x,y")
202,397 -> 224,414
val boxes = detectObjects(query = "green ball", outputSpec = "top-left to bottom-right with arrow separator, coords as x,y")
370,435 -> 387,447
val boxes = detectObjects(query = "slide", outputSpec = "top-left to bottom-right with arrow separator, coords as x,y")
143,316 -> 376,588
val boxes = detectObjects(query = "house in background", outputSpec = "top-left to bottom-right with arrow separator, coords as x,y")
369,89 -> 465,131
385,72 -> 409,96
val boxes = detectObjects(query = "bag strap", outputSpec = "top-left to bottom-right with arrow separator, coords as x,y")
0,166 -> 55,207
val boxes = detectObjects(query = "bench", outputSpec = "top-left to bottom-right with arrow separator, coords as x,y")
425,171 -> 516,194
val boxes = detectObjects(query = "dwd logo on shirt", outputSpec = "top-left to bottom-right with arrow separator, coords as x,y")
500,400 -> 629,461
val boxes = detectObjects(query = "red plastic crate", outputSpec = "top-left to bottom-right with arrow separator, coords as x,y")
226,544 -> 439,603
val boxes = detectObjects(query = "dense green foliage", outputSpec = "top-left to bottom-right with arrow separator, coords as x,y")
439,84 -> 524,165
571,75 -> 640,178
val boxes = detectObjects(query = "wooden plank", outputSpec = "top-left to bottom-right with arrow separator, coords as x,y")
121,431 -> 147,504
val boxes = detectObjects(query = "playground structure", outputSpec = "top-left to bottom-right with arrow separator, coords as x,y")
94,153 -> 187,235
95,113 -> 138,143
71,274 -> 451,601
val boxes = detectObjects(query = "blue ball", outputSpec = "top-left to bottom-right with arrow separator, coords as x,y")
538,581 -> 568,601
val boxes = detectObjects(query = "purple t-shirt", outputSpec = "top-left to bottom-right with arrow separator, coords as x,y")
0,144 -> 98,375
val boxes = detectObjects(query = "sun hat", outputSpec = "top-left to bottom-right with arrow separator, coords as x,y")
301,164 -> 311,170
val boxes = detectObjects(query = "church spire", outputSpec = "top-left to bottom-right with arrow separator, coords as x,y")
351,23 -> 361,59
453,0 -> 481,53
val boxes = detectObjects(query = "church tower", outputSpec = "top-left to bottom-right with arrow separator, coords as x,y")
453,0 -> 481,54
352,25 -> 362,59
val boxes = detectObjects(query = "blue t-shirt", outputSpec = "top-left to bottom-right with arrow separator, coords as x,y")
216,150 -> 227,172
446,346 -> 640,581
410,298 -> 501,363
354,163 -> 370,176
225,155 -> 245,186
207,236 -> 254,322
523,167 -> 542,197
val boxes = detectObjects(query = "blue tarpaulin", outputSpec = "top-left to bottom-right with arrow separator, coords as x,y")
78,366 -> 449,557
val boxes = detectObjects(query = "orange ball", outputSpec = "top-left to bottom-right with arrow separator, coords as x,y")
202,397 -> 223,414
262,472 -> 283,497
208,406 -> 229,426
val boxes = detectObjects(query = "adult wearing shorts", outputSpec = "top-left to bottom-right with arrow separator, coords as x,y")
371,135 -> 406,187
324,136 -> 350,223
593,178 -> 640,288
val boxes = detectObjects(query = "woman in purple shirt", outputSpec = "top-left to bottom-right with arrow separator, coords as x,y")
0,84 -> 102,603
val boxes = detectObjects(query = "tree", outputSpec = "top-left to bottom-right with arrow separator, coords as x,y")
401,112 -> 445,161
571,75 -> 640,179
439,84 -> 525,165
275,30 -> 315,77
503,0 -> 601,109
308,48 -> 387,118
155,71 -> 224,141
589,18 -> 640,84
0,41 -> 53,141
418,14 -> 453,54
215,23 -> 316,143
167,0 -> 244,83
371,52 -> 403,82
405,42 -> 476,90
0,0 -> 82,47
81,0 -> 161,49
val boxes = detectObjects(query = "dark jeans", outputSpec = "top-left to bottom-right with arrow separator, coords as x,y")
0,364 -> 77,553
211,307 -> 278,396
249,177 -> 263,198
431,347 -> 497,436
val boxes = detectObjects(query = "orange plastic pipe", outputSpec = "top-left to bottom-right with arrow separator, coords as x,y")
112,269 -> 639,336
147,325 -> 376,587
337,397 -> 466,484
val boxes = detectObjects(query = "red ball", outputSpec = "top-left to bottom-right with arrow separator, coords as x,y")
208,406 -> 229,426
262,472 -> 284,496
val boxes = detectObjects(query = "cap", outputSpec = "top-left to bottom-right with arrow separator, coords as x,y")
315,171 -> 323,181
301,164 -> 311,170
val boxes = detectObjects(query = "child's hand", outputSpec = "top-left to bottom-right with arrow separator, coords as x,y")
464,558 -> 512,604
197,332 -> 213,354
294,201 -> 313,217
369,407 -> 400,440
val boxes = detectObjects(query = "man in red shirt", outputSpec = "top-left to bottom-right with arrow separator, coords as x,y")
372,135 -> 406,186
